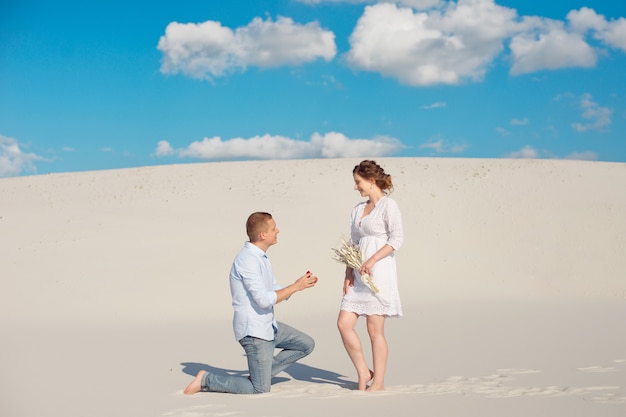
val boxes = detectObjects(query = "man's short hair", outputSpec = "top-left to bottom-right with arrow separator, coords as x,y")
246,212 -> 272,242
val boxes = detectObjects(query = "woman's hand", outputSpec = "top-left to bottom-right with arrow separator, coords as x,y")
359,244 -> 394,276
343,268 -> 354,295
360,257 -> 376,277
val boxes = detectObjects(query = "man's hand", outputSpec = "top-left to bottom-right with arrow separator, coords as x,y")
275,270 -> 318,303
295,270 -> 318,290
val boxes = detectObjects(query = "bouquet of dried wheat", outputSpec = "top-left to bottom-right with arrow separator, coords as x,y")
331,239 -> 379,294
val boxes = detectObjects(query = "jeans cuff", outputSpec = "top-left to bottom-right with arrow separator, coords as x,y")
201,372 -> 211,392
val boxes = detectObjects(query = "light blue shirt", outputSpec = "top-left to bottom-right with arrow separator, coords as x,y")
229,241 -> 283,341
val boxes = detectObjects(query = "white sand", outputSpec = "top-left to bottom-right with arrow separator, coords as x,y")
1,157 -> 625,417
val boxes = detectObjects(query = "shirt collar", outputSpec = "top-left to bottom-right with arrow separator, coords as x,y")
244,241 -> 268,258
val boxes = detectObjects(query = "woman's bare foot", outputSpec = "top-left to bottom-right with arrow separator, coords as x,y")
366,381 -> 385,392
184,370 -> 207,395
357,369 -> 374,391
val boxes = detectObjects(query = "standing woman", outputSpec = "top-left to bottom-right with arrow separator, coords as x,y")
337,160 -> 404,391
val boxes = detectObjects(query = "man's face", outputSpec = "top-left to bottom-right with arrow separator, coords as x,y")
262,218 -> 279,246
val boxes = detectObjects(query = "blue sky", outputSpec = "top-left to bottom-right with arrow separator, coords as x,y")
1,0 -> 625,177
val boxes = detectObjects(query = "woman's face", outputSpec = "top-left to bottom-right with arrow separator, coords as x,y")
353,173 -> 373,197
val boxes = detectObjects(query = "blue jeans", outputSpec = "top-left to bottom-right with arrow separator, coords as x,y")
201,321 -> 314,394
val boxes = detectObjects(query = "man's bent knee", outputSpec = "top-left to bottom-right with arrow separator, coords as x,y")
304,337 -> 315,356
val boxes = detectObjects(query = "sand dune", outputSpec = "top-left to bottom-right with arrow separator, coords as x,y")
1,158 -> 625,417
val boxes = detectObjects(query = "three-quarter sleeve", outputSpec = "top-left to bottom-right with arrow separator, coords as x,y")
384,198 -> 404,250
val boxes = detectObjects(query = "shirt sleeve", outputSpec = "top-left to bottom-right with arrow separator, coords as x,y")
236,256 -> 278,309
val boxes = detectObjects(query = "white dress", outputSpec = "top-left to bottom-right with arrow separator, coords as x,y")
340,196 -> 404,317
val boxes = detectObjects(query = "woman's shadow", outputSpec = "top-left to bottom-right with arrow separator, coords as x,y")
180,361 -> 357,389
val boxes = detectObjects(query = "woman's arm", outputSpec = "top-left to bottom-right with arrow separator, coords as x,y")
360,244 -> 394,276
343,266 -> 354,295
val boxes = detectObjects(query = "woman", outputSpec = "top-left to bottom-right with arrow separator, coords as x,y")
337,160 -> 404,391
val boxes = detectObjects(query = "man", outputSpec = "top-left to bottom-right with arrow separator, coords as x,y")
184,212 -> 318,394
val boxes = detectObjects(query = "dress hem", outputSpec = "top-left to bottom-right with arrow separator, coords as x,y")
339,306 -> 403,318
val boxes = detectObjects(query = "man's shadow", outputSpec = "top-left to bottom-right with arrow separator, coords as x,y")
181,361 -> 357,390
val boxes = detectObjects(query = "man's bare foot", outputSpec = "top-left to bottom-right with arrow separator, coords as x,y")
357,369 -> 374,391
184,370 -> 206,395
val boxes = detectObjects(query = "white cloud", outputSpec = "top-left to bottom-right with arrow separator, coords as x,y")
598,17 -> 626,52
394,0 -> 443,9
420,138 -> 467,153
155,140 -> 175,156
565,151 -> 598,161
155,132 -> 403,160
296,0 -> 443,10
421,101 -> 446,109
158,16 -> 336,80
345,1 -> 518,86
0,135 -> 42,177
157,2 -> 626,84
572,93 -> 612,132
495,127 -> 510,136
568,7 -> 626,52
342,2 -> 626,84
510,117 -> 529,125
509,16 -> 596,75
507,145 -> 538,158
567,7 -> 609,32
507,146 -> 598,161
509,7 -> 626,75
